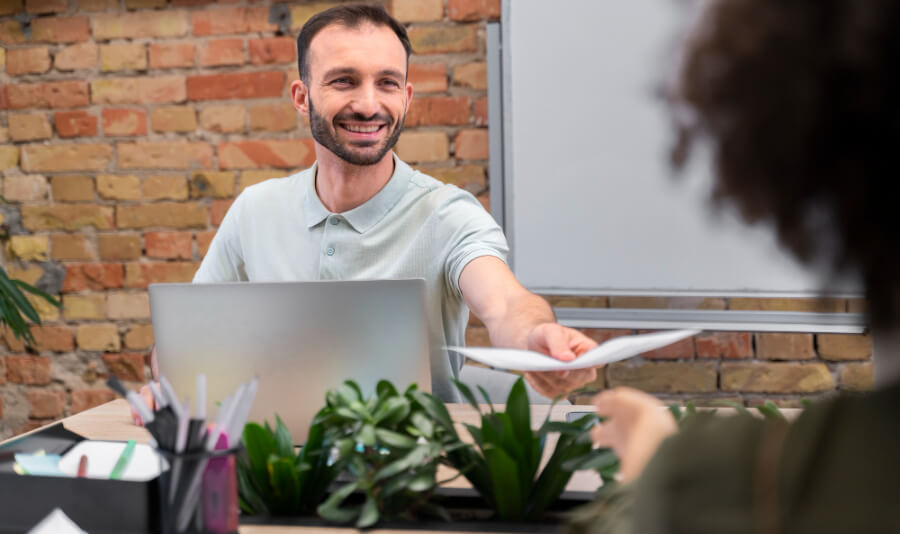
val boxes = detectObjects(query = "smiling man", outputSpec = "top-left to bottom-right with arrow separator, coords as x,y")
191,5 -> 597,401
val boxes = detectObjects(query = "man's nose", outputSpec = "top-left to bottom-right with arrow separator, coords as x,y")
350,85 -> 380,117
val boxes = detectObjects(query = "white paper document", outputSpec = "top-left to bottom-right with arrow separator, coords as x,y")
448,329 -> 701,371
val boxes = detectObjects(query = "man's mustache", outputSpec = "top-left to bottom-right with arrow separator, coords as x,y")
332,112 -> 393,125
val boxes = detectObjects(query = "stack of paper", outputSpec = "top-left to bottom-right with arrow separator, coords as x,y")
448,329 -> 700,371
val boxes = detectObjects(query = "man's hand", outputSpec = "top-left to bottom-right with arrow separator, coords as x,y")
591,387 -> 678,482
523,322 -> 599,399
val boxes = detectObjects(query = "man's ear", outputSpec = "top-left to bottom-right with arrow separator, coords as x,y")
291,79 -> 310,116
404,81 -> 413,115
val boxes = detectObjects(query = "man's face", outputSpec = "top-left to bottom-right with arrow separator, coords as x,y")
297,23 -> 412,166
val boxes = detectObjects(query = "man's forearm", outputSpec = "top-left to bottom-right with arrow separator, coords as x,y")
484,291 -> 556,349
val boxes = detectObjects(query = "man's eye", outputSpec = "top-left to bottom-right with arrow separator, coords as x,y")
381,79 -> 401,88
331,78 -> 352,86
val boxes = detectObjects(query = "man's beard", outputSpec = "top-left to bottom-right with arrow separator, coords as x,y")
308,97 -> 405,166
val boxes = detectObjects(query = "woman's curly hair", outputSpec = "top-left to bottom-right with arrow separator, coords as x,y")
672,0 -> 900,330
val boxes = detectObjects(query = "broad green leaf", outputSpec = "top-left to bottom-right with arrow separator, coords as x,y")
268,457 -> 301,514
561,448 -> 618,471
484,446 -> 523,520
358,423 -> 376,447
236,456 -> 270,515
336,381 -> 362,405
349,400 -> 371,419
0,274 -> 40,323
527,432 -> 592,519
317,481 -> 360,523
243,423 -> 277,493
463,423 -> 484,447
409,390 -> 456,435
411,411 -> 434,438
335,407 -> 360,420
372,396 -> 410,426
374,444 -> 429,482
407,465 -> 437,492
273,415 -> 294,459
376,380 -> 399,398
668,403 -> 683,421
757,401 -> 787,422
375,428 -> 417,449
356,495 -> 380,529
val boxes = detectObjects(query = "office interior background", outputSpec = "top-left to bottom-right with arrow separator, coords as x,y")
0,0 -> 873,440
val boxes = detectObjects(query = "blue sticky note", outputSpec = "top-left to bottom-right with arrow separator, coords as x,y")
14,453 -> 64,477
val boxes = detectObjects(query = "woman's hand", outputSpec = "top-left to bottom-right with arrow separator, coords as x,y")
591,387 -> 678,482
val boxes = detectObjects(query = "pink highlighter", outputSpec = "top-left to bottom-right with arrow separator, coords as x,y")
202,432 -> 239,534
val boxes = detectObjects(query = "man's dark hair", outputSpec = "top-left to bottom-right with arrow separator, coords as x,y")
296,4 -> 412,84
671,0 -> 900,329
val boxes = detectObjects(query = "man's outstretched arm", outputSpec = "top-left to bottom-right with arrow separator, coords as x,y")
458,256 -> 599,398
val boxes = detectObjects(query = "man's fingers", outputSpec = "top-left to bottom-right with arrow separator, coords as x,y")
131,383 -> 157,426
543,326 -> 576,362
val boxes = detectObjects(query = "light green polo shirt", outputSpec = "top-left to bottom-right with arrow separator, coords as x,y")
193,154 -> 509,401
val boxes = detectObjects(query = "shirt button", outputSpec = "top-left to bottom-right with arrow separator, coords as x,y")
330,217 -> 340,225
326,247 -> 335,256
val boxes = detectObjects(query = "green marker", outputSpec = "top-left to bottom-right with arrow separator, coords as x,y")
109,439 -> 136,480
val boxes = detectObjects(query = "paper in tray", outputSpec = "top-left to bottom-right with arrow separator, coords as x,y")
448,329 -> 700,371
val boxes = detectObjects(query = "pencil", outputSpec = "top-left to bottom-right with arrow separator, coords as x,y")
109,439 -> 136,480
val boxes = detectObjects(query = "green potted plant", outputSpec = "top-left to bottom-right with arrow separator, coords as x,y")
237,413 -> 336,516
313,380 -> 468,528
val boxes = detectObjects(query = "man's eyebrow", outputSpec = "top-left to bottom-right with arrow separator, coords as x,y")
376,68 -> 404,79
321,67 -> 359,79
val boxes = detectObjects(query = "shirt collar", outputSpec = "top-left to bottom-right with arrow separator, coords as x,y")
304,153 -> 413,233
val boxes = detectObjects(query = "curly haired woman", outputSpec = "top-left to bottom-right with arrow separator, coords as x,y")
571,1 -> 900,532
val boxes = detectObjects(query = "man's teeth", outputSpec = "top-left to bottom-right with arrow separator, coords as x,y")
343,124 -> 381,133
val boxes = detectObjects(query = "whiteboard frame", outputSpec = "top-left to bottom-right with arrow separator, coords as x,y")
487,11 -> 865,333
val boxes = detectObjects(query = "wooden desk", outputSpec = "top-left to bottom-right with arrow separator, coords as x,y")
8,399 -> 601,533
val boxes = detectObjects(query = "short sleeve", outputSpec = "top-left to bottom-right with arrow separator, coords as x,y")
193,192 -> 248,283
437,189 -> 509,297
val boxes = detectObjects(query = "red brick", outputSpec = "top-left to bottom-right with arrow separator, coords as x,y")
7,355 -> 52,385
145,231 -> 193,259
55,111 -> 99,138
396,131 -> 449,163
196,230 -> 216,257
32,16 -> 91,43
22,144 -> 112,172
102,108 -> 147,137
211,199 -> 234,226
453,61 -> 487,89
27,0 -> 68,14
447,0 -> 500,21
218,139 -> 315,169
124,262 -> 200,288
0,85 -> 8,110
249,37 -> 295,65
32,325 -> 75,352
0,20 -> 25,45
474,97 -> 488,126
409,62 -> 448,93
102,353 -> 146,382
55,42 -> 98,71
198,104 -> 246,133
63,263 -> 125,292
197,38 -> 245,67
8,81 -> 89,109
7,47 -> 51,76
150,106 -> 197,133
408,25 -> 478,54
391,0 -> 444,22
721,362 -> 834,393
638,330 -> 696,359
407,96 -> 470,127
28,390 -> 65,419
91,76 -> 186,105
249,102 -> 297,132
149,42 -> 195,69
454,129 -> 489,160
93,11 -> 189,40
191,7 -> 276,36
187,71 -> 284,101
696,332 -> 753,359
71,389 -> 116,414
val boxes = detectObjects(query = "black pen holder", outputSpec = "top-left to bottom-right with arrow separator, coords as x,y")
156,447 -> 240,534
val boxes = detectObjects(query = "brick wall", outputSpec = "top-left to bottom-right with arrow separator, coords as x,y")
0,0 -> 872,439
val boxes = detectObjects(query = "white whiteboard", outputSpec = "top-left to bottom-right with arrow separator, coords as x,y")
498,0 -> 860,297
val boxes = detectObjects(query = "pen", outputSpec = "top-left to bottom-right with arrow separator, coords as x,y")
109,439 -> 136,480
77,455 -> 88,478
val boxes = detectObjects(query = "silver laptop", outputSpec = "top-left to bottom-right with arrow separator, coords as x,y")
149,279 -> 431,443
